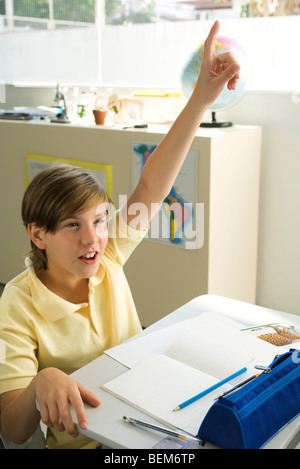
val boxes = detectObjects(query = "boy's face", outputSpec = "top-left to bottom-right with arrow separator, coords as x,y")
37,203 -> 108,284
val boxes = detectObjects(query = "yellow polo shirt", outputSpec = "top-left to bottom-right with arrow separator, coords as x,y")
0,209 -> 147,448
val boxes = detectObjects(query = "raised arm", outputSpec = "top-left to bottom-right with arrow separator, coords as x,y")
123,21 -> 240,230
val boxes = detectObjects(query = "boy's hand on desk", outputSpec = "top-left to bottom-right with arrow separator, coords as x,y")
194,20 -> 241,108
33,367 -> 101,438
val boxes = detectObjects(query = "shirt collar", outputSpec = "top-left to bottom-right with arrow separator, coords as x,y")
25,257 -> 104,322
89,262 -> 105,288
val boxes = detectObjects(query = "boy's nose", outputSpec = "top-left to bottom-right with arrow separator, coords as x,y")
81,226 -> 98,245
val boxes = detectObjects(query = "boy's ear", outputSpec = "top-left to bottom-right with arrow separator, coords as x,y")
27,223 -> 47,250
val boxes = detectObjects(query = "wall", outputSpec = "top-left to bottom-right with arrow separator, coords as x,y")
0,26 -> 100,84
0,87 -> 299,317
219,91 -> 300,316
0,120 -> 263,326
93,9 -> 300,317
1,14 -> 300,317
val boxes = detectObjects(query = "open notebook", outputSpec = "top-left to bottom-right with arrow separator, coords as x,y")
102,316 -> 279,436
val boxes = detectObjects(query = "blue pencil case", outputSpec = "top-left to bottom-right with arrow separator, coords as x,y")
197,349 -> 300,449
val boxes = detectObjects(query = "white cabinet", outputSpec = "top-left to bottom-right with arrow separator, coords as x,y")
126,125 -> 262,325
0,122 -> 261,326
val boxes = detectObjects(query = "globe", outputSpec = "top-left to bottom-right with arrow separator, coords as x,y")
180,35 -> 251,127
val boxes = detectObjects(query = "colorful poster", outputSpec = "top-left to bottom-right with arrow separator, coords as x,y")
131,142 -> 201,249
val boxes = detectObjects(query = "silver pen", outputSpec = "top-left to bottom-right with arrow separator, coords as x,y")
255,365 -> 272,374
214,372 -> 260,400
123,415 -> 205,446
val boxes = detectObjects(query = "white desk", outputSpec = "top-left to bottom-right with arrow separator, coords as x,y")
71,295 -> 300,449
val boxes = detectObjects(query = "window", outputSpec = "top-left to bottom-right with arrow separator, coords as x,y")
105,0 -> 300,24
0,0 -> 96,31
106,0 -> 156,24
0,1 -> 299,91
2,0 -> 298,31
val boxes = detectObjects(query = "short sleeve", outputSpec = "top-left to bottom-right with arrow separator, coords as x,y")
105,207 -> 148,266
0,285 -> 38,395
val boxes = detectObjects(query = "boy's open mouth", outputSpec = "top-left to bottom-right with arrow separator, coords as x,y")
79,251 -> 98,263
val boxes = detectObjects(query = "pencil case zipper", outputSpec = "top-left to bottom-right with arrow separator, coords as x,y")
236,365 -> 299,420
226,351 -> 294,406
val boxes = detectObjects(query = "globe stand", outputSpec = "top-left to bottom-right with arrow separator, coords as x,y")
200,111 -> 232,128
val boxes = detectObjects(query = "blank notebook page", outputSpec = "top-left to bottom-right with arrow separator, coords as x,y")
102,354 -> 226,436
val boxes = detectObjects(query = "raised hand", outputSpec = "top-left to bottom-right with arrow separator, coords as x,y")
194,21 -> 241,107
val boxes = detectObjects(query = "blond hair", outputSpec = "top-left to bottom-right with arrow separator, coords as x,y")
22,164 -> 110,272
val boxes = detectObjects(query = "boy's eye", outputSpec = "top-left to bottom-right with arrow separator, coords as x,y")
66,222 -> 78,228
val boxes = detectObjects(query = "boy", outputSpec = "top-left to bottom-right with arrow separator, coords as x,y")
0,21 -> 239,448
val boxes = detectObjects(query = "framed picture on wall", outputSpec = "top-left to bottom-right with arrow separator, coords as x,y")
25,153 -> 113,200
131,142 -> 202,250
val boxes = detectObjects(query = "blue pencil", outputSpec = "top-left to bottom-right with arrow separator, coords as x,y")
173,366 -> 248,412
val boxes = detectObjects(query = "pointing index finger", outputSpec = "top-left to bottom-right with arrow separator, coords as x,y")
203,20 -> 220,58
